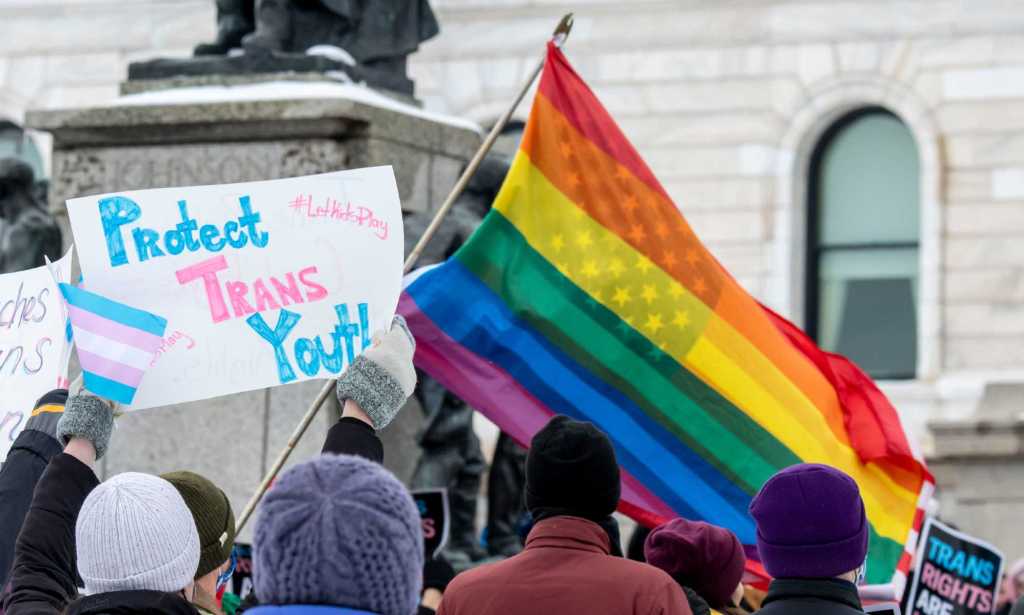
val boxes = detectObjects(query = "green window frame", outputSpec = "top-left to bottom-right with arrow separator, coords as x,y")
806,108 -> 920,380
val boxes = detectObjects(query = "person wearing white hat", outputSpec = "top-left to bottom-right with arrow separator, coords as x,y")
4,394 -> 202,615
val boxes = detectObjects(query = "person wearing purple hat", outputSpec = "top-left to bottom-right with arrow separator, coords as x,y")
645,518 -> 750,615
749,463 -> 869,615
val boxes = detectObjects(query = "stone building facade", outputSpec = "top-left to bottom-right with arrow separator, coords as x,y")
1,0 -> 1023,558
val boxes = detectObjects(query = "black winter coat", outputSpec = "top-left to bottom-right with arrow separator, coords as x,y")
756,578 -> 864,615
683,587 -> 711,615
0,430 -> 63,588
321,417 -> 383,462
65,590 -> 197,614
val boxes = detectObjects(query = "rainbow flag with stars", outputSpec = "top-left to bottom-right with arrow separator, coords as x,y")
399,42 -> 932,587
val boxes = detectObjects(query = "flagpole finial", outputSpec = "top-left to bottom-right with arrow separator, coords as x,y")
552,13 -> 574,48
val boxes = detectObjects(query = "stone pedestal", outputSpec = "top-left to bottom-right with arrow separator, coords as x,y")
927,382 -> 1024,563
26,81 -> 480,540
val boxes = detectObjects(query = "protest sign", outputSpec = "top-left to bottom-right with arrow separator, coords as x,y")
412,488 -> 450,558
66,167 -> 404,409
905,518 -> 1003,615
0,250 -> 73,460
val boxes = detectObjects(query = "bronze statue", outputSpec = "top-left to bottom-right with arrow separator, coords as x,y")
174,0 -> 439,95
0,158 -> 62,274
405,152 -> 517,567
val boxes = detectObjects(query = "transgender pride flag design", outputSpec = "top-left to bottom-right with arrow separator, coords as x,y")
59,283 -> 168,404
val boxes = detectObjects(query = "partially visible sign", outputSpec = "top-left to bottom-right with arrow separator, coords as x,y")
0,250 -> 73,461
866,603 -> 902,615
412,488 -> 450,559
230,543 -> 253,601
906,519 -> 1003,615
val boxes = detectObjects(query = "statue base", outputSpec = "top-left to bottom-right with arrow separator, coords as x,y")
127,52 -> 415,100
27,79 -> 480,539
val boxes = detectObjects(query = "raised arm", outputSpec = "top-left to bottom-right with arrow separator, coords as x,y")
0,391 -> 67,590
4,395 -> 114,615
322,315 -> 417,463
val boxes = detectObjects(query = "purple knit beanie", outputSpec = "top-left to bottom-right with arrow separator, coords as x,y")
645,518 -> 746,608
252,454 -> 424,615
749,463 -> 868,579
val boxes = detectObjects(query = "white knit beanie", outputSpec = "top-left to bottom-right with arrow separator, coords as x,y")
75,472 -> 201,594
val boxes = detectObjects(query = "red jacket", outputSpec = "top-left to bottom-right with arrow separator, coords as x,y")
438,516 -> 692,615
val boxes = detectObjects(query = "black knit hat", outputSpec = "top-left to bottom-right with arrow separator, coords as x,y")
161,471 -> 235,579
525,415 -> 621,520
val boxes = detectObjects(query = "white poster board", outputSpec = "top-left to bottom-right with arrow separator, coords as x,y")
67,167 -> 404,409
0,250 -> 73,460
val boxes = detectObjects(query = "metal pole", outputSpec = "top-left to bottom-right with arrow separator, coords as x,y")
234,13 -> 575,533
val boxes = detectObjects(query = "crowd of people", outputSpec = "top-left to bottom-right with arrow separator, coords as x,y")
0,316 -> 1022,615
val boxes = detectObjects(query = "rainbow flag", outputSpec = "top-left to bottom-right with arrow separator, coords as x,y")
60,283 -> 167,404
399,43 -> 932,587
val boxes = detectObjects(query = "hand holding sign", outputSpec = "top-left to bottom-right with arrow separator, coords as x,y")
67,167 -> 404,409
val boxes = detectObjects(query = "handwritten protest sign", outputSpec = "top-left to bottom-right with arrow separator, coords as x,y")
0,251 -> 73,460
412,488 -> 450,558
67,167 -> 403,409
905,518 -> 1003,615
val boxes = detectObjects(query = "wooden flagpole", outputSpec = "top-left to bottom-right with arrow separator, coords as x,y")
234,13 -> 575,533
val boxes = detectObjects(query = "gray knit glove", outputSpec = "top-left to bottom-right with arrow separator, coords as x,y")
336,315 -> 417,430
56,394 -> 115,460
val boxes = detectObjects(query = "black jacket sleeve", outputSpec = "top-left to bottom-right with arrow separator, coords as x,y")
0,430 -> 63,589
321,417 -> 383,463
4,453 -> 100,615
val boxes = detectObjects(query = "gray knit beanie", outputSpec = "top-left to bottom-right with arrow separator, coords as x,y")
253,454 -> 423,614
76,472 -> 201,594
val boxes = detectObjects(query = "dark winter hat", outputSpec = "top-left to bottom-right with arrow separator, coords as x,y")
525,415 -> 620,520
34,388 -> 69,409
253,454 -> 423,615
749,463 -> 868,578
161,471 -> 236,580
645,518 -> 746,608
24,388 -> 69,439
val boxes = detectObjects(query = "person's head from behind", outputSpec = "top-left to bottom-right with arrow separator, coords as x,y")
749,463 -> 868,582
645,518 -> 747,609
162,471 -> 237,602
252,454 -> 423,615
75,472 -> 200,599
525,415 -> 620,521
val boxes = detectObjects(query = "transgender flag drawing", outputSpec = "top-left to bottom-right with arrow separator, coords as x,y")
58,283 -> 168,404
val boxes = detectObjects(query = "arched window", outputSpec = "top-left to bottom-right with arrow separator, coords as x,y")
806,108 -> 919,380
0,121 -> 45,179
